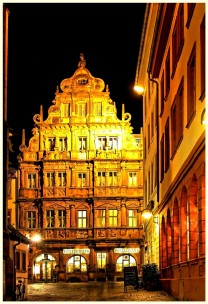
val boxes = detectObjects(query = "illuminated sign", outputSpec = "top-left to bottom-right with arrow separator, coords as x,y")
114,248 -> 140,254
63,249 -> 90,254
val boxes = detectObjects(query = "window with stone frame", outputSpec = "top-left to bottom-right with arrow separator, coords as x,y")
96,252 -> 107,269
48,137 -> 55,151
59,137 -> 67,151
109,171 -> 118,186
78,210 -> 87,228
78,137 -> 87,151
78,103 -> 87,116
46,210 -> 55,228
27,211 -> 36,228
128,172 -> 137,187
27,173 -> 36,188
97,172 -> 106,186
187,42 -> 196,125
128,210 -> 137,227
94,102 -> 102,116
58,210 -> 66,228
78,173 -> 87,187
58,172 -> 66,187
97,209 -> 106,227
109,209 -> 117,227
46,172 -> 55,187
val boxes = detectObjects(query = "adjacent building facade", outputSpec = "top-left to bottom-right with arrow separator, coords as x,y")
17,55 -> 144,282
134,3 -> 205,301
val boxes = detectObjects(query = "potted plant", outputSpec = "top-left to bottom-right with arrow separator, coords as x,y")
142,263 -> 160,291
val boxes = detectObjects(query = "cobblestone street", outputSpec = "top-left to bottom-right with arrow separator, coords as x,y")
27,282 -> 178,301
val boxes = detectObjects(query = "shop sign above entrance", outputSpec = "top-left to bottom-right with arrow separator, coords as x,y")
114,248 -> 140,253
63,249 -> 90,254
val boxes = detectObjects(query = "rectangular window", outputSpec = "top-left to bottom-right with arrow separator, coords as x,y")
94,102 -> 102,116
59,137 -> 67,151
128,210 -> 137,227
16,251 -> 20,271
78,173 -> 87,187
58,210 -> 66,228
172,4 -> 184,76
98,172 -> 106,186
96,252 -> 106,269
164,118 -> 170,172
46,210 -> 55,228
108,137 -> 118,150
22,252 -> 26,271
48,137 -> 55,151
97,209 -> 106,227
27,211 -> 36,228
97,137 -> 107,150
160,134 -> 164,182
128,172 -> 137,187
79,137 -> 87,151
109,172 -> 118,186
58,172 -> 66,186
78,104 -> 87,116
200,16 -> 205,98
165,49 -> 170,97
187,43 -> 196,124
109,209 -> 117,227
28,173 -> 36,188
160,71 -> 164,115
46,172 -> 55,187
78,210 -> 87,228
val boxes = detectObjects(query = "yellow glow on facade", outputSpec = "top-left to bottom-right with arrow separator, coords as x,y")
142,209 -> 153,219
31,234 -> 41,243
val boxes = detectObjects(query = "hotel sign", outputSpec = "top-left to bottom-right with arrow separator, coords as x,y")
63,249 -> 90,254
114,248 -> 140,254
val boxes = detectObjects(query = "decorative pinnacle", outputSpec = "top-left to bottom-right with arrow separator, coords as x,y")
78,53 -> 86,68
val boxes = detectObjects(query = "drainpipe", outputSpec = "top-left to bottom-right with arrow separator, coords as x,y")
12,239 -> 21,301
148,72 -> 159,204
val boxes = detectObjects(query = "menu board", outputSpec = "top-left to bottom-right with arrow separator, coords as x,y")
124,266 -> 139,292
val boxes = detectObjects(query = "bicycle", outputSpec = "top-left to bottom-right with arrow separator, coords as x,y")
16,280 -> 25,301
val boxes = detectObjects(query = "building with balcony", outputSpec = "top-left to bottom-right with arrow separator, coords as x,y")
17,54 -> 144,282
134,3 -> 205,301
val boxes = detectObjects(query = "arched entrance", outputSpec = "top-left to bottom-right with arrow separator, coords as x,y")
33,254 -> 56,282
115,254 -> 137,272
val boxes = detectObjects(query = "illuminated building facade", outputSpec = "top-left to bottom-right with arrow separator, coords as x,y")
17,55 -> 144,282
134,3 -> 205,301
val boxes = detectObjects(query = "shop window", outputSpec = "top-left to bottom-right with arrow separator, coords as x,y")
46,172 -> 55,187
58,172 -> 66,187
78,210 -> 87,228
128,172 -> 137,187
58,210 -> 66,228
128,210 -> 137,227
78,104 -> 87,116
96,252 -> 106,269
97,209 -> 106,227
109,209 -> 117,227
173,199 -> 180,264
78,137 -> 87,151
78,173 -> 87,187
46,210 -> 55,228
94,102 -> 102,116
167,209 -> 172,266
115,255 -> 136,272
67,255 -> 87,273
59,137 -> 67,151
27,173 -> 36,188
48,137 -> 55,151
27,211 -> 36,228
180,186 -> 188,262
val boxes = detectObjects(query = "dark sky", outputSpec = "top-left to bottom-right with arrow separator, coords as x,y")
6,3 -> 145,142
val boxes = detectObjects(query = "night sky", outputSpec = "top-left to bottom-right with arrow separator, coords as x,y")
6,2 -> 145,147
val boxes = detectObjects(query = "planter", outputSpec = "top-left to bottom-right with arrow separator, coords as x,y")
142,263 -> 161,291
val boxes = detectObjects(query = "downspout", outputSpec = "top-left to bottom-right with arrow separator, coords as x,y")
12,239 -> 21,300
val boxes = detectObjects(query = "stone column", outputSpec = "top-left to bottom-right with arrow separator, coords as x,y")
70,204 -> 76,227
121,203 -> 126,227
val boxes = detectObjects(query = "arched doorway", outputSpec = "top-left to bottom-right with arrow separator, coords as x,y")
33,254 -> 56,282
115,254 -> 137,272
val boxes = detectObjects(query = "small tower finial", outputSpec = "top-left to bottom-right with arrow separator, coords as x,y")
78,53 -> 86,68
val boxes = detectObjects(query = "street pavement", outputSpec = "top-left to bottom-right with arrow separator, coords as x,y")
26,281 -> 179,302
